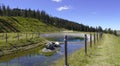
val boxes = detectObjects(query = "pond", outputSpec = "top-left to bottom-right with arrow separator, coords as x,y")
0,33 -> 85,66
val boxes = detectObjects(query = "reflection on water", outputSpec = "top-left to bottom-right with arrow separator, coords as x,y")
0,33 -> 84,66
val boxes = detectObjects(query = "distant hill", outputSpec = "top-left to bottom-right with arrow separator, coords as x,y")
0,16 -> 65,33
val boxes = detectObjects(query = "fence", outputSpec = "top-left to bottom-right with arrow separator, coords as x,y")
0,32 -> 103,66
0,32 -> 41,47
63,32 -> 103,66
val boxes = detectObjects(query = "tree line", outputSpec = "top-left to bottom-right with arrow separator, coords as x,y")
0,4 -> 116,34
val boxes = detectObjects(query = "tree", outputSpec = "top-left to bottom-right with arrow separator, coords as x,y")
6,6 -> 11,16
0,5 -> 2,16
98,26 -> 103,32
108,28 -> 114,34
0,4 -> 103,32
2,5 -> 6,16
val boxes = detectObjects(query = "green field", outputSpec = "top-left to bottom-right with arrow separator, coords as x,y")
54,34 -> 120,66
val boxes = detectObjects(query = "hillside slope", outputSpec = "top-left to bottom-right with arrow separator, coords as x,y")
0,16 -> 65,33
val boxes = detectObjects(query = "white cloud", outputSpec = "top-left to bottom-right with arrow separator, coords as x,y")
56,6 -> 70,11
52,0 -> 62,2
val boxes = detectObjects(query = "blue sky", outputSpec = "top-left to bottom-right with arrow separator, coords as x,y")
0,0 -> 120,30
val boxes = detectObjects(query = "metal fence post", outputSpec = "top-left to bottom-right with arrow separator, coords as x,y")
94,33 -> 96,45
90,34 -> 92,48
26,32 -> 27,40
97,32 -> 98,41
32,32 -> 33,39
100,32 -> 103,39
2,33 -> 4,39
17,33 -> 19,40
64,35 -> 69,66
85,34 -> 87,55
6,33 -> 8,43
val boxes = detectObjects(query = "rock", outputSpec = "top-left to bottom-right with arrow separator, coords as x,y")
45,42 -> 60,50
55,42 -> 60,45
42,42 -> 61,52
46,42 -> 55,50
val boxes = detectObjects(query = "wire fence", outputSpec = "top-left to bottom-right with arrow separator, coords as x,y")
63,32 -> 103,66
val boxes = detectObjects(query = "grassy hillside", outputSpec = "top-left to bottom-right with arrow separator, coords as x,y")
0,16 -> 66,56
0,16 -> 65,33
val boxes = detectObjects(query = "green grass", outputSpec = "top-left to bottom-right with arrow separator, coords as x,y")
0,32 -> 47,51
0,33 -> 39,45
42,51 -> 55,57
54,34 -> 120,66
85,34 -> 120,66
0,16 -> 65,33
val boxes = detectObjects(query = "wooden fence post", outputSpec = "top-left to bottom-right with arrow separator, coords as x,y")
0,33 -> 2,39
85,34 -> 87,55
64,35 -> 69,66
6,33 -> 8,43
17,33 -> 19,40
32,32 -> 33,39
36,32 -> 37,37
2,33 -> 4,40
38,32 -> 40,38
26,32 -> 27,40
94,33 -> 96,45
0,33 -> 1,39
100,32 -> 103,39
97,32 -> 98,41
90,34 -> 92,48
